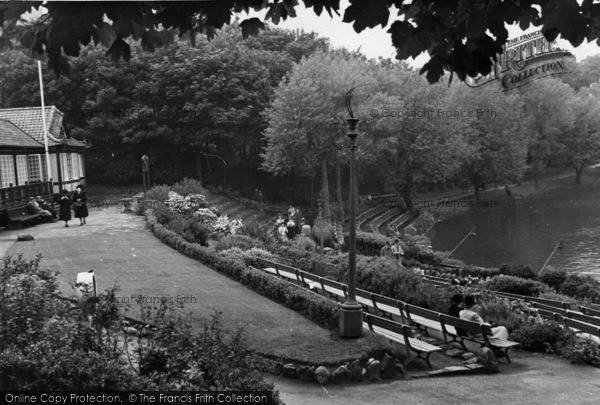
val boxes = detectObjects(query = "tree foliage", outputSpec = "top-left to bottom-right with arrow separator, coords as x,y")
3,0 -> 600,83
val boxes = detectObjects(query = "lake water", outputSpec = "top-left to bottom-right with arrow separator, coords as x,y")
431,187 -> 600,279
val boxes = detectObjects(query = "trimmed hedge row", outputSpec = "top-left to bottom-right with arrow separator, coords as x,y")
146,210 -> 339,329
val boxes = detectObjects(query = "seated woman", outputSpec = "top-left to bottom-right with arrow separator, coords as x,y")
459,295 -> 509,340
448,293 -> 467,337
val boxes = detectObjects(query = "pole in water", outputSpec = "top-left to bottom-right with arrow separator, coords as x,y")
539,239 -> 564,276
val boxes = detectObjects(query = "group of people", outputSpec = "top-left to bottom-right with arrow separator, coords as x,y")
58,185 -> 89,227
27,185 -> 89,227
380,239 -> 404,261
448,293 -> 509,341
27,195 -> 56,222
276,206 -> 310,242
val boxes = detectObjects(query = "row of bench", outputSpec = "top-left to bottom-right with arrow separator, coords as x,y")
253,258 -> 522,365
6,205 -> 45,229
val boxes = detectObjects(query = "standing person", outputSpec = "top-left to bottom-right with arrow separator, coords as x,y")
286,217 -> 296,239
73,185 -> 89,225
391,239 -> 404,261
58,189 -> 72,227
380,240 -> 392,257
300,219 -> 311,237
278,222 -> 288,242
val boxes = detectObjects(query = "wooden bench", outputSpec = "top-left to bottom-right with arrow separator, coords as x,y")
7,206 -> 41,229
563,318 -> 600,342
403,303 -> 444,337
532,302 -> 569,317
371,293 -> 404,319
365,314 -> 442,369
317,277 -> 347,301
580,305 -> 600,318
438,314 -> 520,363
355,288 -> 376,312
565,310 -> 600,328
493,291 -> 570,310
256,258 -> 297,282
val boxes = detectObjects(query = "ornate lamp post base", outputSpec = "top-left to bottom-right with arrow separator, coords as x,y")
339,302 -> 363,338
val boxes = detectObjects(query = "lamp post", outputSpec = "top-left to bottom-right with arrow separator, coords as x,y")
339,115 -> 362,338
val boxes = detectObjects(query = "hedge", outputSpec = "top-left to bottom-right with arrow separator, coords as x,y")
146,210 -> 339,329
482,275 -> 550,297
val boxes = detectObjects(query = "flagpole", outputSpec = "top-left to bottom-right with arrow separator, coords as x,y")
37,60 -> 52,186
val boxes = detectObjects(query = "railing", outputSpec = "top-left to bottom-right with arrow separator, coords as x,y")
0,182 -> 53,209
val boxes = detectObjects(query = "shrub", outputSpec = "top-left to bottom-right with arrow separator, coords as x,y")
189,221 -> 210,246
402,244 -> 442,266
511,320 -> 574,352
483,275 -> 550,297
458,265 -> 500,279
171,177 -> 205,196
562,337 -> 600,367
343,232 -> 390,256
539,267 -> 568,290
560,274 -> 600,302
215,235 -> 265,252
241,221 -> 278,246
145,185 -> 171,202
153,205 -> 176,226
499,263 -> 537,280
477,299 -> 523,333
290,235 -> 317,252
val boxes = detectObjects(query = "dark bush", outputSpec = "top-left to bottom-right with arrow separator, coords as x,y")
539,267 -> 568,290
499,263 -> 537,280
561,337 -> 600,367
560,274 -> 600,302
342,232 -> 390,256
189,221 -> 210,246
511,320 -> 574,352
215,234 -> 265,251
458,265 -> 500,279
153,205 -> 176,225
171,177 -> 205,196
483,275 -> 549,297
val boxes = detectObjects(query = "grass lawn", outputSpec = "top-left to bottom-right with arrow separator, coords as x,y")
5,207 -> 390,365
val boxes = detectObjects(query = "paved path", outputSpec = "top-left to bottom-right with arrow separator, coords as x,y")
3,207 -> 374,363
273,351 -> 600,404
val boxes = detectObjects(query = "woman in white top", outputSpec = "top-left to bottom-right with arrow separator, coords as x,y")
459,295 -> 509,340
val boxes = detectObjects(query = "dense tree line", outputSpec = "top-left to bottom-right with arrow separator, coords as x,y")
2,23 -> 600,211
0,24 -> 328,199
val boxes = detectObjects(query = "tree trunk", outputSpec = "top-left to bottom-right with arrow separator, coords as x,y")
575,166 -> 583,185
196,148 -> 203,188
335,155 -> 345,226
321,159 -> 331,219
400,186 -> 414,214
471,173 -> 482,200
310,173 -> 315,208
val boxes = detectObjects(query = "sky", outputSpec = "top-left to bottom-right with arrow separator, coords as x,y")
247,0 -> 600,67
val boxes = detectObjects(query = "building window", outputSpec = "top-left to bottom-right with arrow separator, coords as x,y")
16,155 -> 28,185
79,154 -> 84,177
41,156 -> 48,181
72,153 -> 79,180
65,153 -> 73,180
27,155 -> 42,182
0,155 -> 16,188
